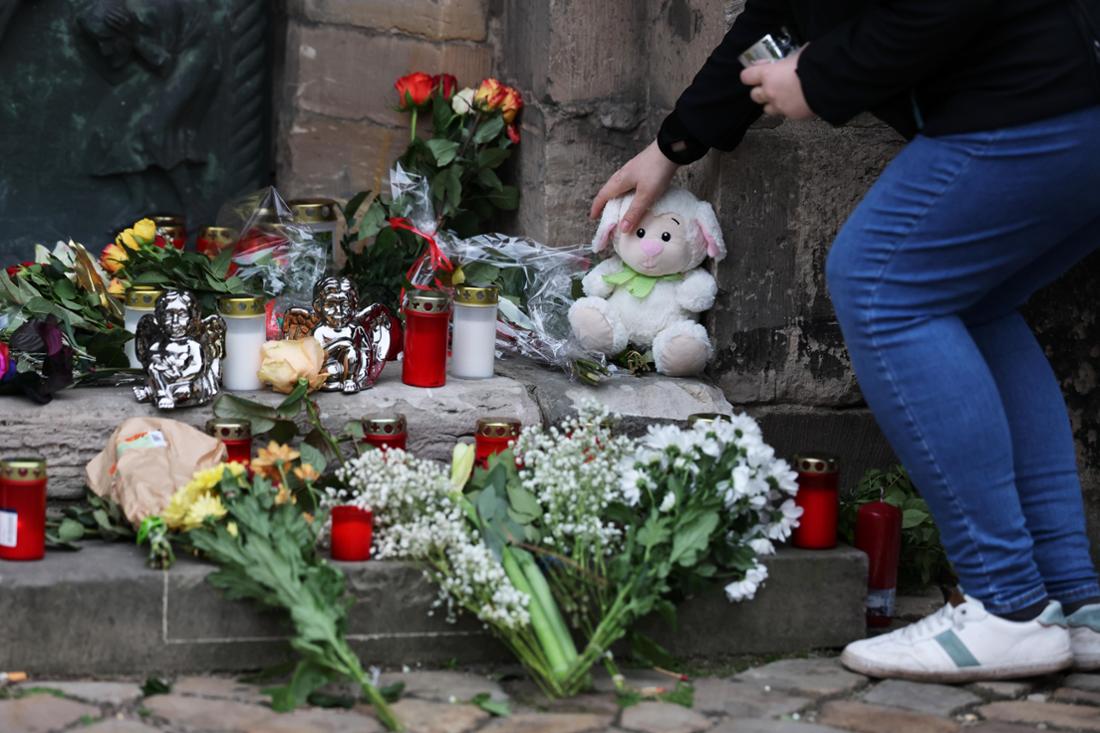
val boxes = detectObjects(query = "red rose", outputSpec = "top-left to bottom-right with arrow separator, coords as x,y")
6,261 -> 34,278
433,73 -> 458,100
153,235 -> 168,248
506,123 -> 521,145
395,72 -> 435,109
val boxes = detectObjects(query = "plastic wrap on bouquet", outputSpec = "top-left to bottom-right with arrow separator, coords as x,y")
216,187 -> 328,338
389,165 -> 455,294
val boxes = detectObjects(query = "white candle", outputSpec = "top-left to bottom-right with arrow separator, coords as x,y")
123,287 -> 163,368
450,285 -> 498,380
218,296 -> 268,391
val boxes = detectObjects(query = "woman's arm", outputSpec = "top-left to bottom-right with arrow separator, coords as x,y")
796,0 -> 995,126
658,0 -> 794,164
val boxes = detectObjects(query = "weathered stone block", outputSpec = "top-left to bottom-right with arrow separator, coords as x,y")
647,0 -> 731,111
289,0 -> 489,42
289,23 -> 491,126
277,112 -> 409,199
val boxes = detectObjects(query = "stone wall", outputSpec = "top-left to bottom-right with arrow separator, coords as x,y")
275,0 -> 496,200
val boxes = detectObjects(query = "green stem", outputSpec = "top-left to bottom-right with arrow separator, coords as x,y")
514,547 -> 579,667
305,398 -> 344,468
409,108 -> 418,143
501,545 -> 569,680
335,643 -> 403,731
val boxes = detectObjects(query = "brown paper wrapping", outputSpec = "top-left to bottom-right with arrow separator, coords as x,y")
85,417 -> 228,527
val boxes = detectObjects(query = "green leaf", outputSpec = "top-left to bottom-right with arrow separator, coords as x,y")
213,394 -> 278,435
469,692 -> 510,717
485,185 -> 519,211
629,631 -> 678,670
637,513 -> 670,551
670,511 -> 719,567
506,484 -> 541,519
477,147 -> 510,169
57,518 -> 85,542
265,660 -> 335,713
298,442 -> 328,476
476,168 -> 504,191
426,139 -> 461,167
141,677 -> 172,696
901,508 -> 930,530
474,116 -> 505,145
343,191 -> 370,226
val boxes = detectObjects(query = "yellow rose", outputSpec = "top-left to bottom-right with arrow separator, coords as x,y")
100,243 -> 128,274
499,86 -> 523,124
473,78 -> 506,112
133,219 -> 157,244
107,278 -> 126,296
257,338 -> 328,394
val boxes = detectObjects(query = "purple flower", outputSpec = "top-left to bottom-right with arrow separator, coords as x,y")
3,316 -> 75,403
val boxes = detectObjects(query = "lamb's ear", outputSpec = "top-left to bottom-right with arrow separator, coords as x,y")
592,194 -> 631,253
694,200 -> 727,261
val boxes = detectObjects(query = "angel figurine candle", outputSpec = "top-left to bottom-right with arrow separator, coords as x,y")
133,290 -> 226,410
283,277 -> 393,393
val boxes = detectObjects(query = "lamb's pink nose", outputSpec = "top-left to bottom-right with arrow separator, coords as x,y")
639,239 -> 663,257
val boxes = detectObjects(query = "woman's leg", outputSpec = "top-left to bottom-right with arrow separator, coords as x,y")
961,219 -> 1100,609
826,106 -> 1100,616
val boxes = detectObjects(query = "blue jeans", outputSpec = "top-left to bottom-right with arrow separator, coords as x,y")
827,104 -> 1100,615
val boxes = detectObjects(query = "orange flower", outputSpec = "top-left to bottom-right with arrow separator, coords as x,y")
293,463 -> 321,483
100,243 -> 129,274
395,72 -> 434,109
499,86 -> 523,124
107,278 -> 126,296
473,78 -> 507,112
252,441 -> 301,480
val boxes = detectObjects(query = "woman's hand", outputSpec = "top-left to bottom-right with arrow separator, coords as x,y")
590,141 -> 679,234
740,49 -> 813,120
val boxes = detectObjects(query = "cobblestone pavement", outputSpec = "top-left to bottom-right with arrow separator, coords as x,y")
5,655 -> 1100,733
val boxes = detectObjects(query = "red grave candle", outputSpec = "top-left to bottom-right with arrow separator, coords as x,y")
475,418 -> 521,469
856,500 -> 902,627
361,414 -> 408,452
791,454 -> 839,550
197,226 -> 238,259
153,214 -> 187,250
331,506 -> 373,561
402,290 -> 451,388
206,419 -> 253,466
0,457 -> 47,561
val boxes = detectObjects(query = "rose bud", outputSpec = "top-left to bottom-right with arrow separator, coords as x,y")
433,73 -> 458,100
394,71 -> 435,109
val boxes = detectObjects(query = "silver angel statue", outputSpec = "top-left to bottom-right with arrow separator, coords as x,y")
283,277 -> 393,393
133,290 -> 226,409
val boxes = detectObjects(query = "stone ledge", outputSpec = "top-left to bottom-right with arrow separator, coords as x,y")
0,359 -> 732,501
0,543 -> 868,676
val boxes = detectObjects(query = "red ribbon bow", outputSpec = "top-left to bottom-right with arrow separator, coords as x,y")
390,217 -> 454,297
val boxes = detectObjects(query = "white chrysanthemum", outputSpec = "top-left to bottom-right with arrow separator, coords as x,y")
724,563 -> 769,602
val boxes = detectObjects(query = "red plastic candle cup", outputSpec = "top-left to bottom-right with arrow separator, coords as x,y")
153,214 -> 187,250
197,226 -> 238,259
331,506 -> 373,561
475,418 -> 521,469
791,454 -> 840,550
856,500 -> 902,627
361,414 -> 408,452
206,418 -> 253,467
0,457 -> 47,561
402,290 -> 451,388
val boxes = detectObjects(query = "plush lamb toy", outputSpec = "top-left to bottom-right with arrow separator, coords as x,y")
568,187 -> 726,377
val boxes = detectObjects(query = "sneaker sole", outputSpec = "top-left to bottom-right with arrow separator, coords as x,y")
840,649 -> 1073,683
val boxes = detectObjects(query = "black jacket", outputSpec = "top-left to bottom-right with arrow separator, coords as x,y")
658,0 -> 1100,164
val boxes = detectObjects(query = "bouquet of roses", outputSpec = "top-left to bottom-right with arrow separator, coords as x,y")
332,404 -> 802,697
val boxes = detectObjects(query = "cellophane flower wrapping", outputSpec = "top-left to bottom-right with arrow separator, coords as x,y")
392,165 -> 605,378
216,187 -> 328,337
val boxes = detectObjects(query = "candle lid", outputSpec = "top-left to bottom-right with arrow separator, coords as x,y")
206,418 -> 251,440
476,417 -> 521,439
405,290 -> 451,314
687,413 -> 732,425
289,198 -> 339,223
218,295 -> 266,317
199,226 -> 238,246
454,285 -> 499,307
362,413 -> 407,436
125,287 -> 164,308
0,457 -> 46,481
793,454 -> 839,474
152,214 -> 185,228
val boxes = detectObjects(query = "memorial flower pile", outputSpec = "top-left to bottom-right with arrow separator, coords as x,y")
333,405 -> 802,697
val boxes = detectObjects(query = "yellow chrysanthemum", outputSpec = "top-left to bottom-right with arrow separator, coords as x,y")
133,218 -> 157,244
182,493 -> 227,531
227,521 -> 239,538
162,463 -> 245,531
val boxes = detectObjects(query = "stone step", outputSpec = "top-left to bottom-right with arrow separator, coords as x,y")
0,543 -> 868,676
0,358 -> 732,501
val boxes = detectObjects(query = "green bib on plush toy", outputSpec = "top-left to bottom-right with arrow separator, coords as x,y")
603,264 -> 683,299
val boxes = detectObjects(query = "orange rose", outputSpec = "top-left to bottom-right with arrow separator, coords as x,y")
500,86 -> 523,124
473,78 -> 507,112
395,72 -> 434,109
432,73 -> 458,100
100,243 -> 129,274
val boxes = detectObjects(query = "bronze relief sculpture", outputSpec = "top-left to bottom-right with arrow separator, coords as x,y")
134,290 -> 226,409
282,277 -> 393,394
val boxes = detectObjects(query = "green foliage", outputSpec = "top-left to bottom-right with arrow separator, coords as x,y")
187,477 -> 401,730
141,677 -> 172,696
469,692 -> 510,717
840,465 -> 956,590
340,86 -> 521,313
45,488 -> 134,550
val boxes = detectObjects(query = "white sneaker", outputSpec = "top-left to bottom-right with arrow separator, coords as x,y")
1065,603 -> 1100,670
840,596 -> 1072,682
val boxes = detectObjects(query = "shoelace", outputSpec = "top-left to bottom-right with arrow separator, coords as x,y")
896,603 -> 961,642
